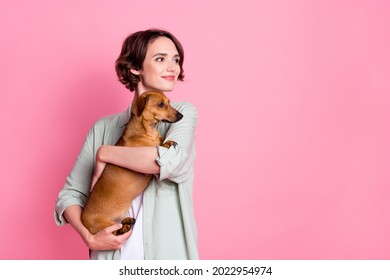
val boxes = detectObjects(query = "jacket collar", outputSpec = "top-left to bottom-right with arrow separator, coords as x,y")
119,105 -> 132,128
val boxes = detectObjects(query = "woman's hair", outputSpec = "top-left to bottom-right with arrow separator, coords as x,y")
115,29 -> 185,92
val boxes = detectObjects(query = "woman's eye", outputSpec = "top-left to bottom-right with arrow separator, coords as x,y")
173,58 -> 180,64
156,57 -> 164,62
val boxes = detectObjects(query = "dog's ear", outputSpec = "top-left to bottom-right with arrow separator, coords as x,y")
136,94 -> 150,117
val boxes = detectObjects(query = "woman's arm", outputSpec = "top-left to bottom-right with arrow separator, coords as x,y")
64,205 -> 132,251
55,115 -> 134,250
90,145 -> 160,190
98,145 -> 160,174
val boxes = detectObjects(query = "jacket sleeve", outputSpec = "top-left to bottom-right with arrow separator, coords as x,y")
156,102 -> 198,184
54,127 -> 95,226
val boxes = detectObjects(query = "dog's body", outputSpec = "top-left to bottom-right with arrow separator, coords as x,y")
81,91 -> 183,235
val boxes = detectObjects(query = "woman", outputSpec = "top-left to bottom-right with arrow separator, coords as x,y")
54,29 -> 198,260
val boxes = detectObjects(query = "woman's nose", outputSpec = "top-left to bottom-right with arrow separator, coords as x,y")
166,61 -> 177,72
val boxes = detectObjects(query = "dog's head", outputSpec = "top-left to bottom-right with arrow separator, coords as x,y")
132,91 -> 183,125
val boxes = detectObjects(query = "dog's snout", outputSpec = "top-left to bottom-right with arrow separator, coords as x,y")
176,112 -> 183,121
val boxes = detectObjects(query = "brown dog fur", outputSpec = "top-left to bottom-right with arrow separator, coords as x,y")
81,91 -> 183,235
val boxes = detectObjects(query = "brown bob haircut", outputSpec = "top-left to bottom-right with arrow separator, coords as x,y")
115,29 -> 185,92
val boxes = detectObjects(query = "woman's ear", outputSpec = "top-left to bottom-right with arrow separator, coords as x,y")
130,68 -> 141,75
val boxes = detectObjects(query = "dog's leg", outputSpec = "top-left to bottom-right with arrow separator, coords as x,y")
160,140 -> 178,149
114,217 -> 136,235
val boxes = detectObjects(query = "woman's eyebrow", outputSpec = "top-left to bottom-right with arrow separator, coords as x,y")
152,53 -> 180,58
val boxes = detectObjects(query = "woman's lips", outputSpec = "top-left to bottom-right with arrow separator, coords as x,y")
161,75 -> 176,81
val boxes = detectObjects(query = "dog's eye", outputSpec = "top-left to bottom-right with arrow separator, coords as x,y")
158,102 -> 165,108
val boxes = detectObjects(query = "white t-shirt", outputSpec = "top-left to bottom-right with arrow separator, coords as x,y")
120,192 -> 144,260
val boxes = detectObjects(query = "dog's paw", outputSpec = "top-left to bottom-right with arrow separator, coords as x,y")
114,217 -> 136,235
161,140 -> 178,149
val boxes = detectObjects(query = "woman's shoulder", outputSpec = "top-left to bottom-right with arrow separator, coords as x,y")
91,108 -> 129,131
171,101 -> 198,118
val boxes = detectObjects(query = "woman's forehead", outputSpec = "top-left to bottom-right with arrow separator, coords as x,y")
147,37 -> 179,56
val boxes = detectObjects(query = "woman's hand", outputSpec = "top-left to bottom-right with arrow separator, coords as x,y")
64,205 -> 132,251
84,223 -> 133,251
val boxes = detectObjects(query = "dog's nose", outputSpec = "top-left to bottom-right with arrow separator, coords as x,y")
176,112 -> 183,121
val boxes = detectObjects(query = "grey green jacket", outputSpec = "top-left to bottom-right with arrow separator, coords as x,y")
54,102 -> 199,260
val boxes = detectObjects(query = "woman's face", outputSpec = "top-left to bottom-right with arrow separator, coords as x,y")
132,36 -> 181,94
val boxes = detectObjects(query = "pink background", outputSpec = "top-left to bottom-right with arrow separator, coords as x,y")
1,0 -> 389,259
